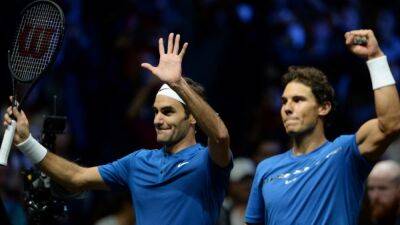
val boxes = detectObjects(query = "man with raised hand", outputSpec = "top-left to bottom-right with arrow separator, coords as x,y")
3,33 -> 232,225
245,29 -> 400,225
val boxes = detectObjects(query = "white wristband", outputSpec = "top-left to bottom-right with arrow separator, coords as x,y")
367,55 -> 396,90
16,134 -> 48,164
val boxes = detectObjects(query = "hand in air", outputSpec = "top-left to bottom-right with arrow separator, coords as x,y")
141,33 -> 188,83
344,29 -> 384,60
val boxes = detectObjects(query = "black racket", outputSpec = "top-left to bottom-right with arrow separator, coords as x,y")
0,0 -> 65,166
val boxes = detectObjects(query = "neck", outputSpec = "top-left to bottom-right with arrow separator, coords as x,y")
291,121 -> 327,155
165,129 -> 196,154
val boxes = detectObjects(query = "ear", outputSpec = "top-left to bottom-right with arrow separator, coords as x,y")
188,114 -> 197,125
318,101 -> 332,116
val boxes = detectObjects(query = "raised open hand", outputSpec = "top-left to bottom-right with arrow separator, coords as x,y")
345,29 -> 384,60
141,33 -> 188,83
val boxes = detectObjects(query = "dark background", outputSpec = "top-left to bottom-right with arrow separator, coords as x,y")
0,0 -> 399,224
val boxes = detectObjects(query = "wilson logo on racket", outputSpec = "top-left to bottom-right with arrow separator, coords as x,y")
18,25 -> 55,59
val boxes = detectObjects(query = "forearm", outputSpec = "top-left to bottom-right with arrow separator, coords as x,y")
38,151 -> 87,192
368,56 -> 400,134
17,135 -> 88,192
169,78 -> 229,143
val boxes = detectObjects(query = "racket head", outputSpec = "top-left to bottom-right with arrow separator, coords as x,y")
9,0 -> 65,83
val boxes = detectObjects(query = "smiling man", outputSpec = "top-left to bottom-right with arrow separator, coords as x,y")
3,33 -> 232,225
245,29 -> 400,225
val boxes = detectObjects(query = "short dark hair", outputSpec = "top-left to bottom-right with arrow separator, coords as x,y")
182,77 -> 206,116
282,66 -> 336,122
184,77 -> 206,100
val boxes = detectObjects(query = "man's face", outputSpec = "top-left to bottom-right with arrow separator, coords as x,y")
367,175 -> 400,220
281,82 -> 323,136
153,95 -> 191,145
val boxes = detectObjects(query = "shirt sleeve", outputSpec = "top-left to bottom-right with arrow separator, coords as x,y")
340,135 -> 373,181
208,150 -> 233,194
245,164 -> 266,224
98,152 -> 135,190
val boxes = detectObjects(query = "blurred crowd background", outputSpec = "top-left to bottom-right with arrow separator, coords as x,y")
0,0 -> 399,224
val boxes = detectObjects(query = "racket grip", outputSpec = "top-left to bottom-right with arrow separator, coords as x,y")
0,120 -> 16,166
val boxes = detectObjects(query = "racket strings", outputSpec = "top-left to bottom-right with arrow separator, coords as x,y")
10,2 -> 63,82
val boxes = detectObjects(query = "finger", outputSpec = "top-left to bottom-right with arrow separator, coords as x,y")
349,29 -> 371,38
141,63 -> 156,74
167,33 -> 174,54
4,113 -> 12,124
9,96 -> 19,107
158,38 -> 165,55
345,33 -> 354,45
20,110 -> 27,120
179,42 -> 189,57
7,106 -> 12,116
12,106 -> 21,119
173,34 -> 180,54
344,32 -> 351,42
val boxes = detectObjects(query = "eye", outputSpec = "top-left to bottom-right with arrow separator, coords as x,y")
161,108 -> 174,116
292,96 -> 304,103
152,108 -> 158,115
281,98 -> 287,104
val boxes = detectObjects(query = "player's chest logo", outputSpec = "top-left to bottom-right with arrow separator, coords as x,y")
264,147 -> 342,185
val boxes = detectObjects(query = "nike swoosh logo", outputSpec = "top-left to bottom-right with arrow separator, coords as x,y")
177,162 -> 189,168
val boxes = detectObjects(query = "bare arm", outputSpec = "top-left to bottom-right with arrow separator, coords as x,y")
4,106 -> 108,192
141,33 -> 231,167
38,152 -> 108,192
169,78 -> 231,167
345,30 -> 400,161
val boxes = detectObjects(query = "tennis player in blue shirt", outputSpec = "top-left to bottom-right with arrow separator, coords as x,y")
4,33 -> 232,225
245,29 -> 400,225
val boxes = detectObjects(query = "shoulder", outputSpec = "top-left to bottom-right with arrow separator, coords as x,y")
332,134 -> 356,145
132,148 -> 161,156
118,148 -> 164,163
258,151 -> 288,168
330,134 -> 358,153
191,144 -> 210,158
255,152 -> 289,176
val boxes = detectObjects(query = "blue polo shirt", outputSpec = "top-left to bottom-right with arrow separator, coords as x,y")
98,143 -> 232,225
245,135 -> 372,225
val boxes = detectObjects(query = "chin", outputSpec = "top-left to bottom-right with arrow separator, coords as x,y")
286,129 -> 300,137
156,135 -> 170,144
371,202 -> 398,221
157,136 -> 178,146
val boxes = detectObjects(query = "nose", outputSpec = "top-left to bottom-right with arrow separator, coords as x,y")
283,101 -> 293,115
154,112 -> 163,126
368,189 -> 380,203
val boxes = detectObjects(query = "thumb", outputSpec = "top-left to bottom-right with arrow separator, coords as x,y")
141,63 -> 156,74
20,110 -> 27,120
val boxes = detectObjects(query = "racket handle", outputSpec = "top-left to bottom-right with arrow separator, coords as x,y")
0,120 -> 16,166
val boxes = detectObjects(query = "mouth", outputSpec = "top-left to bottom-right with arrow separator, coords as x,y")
156,127 -> 172,133
284,118 -> 298,123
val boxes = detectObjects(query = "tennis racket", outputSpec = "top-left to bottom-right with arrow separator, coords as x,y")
0,0 -> 65,166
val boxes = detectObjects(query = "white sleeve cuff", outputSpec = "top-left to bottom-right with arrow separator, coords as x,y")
16,134 -> 48,164
367,55 -> 396,90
